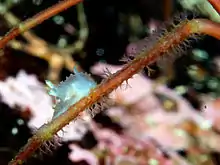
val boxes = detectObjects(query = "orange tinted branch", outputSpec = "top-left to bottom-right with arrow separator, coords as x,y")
9,18 -> 220,165
208,0 -> 220,14
0,0 -> 82,49
192,19 -> 220,39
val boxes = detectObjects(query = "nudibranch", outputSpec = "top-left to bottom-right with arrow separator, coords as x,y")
46,67 -> 97,119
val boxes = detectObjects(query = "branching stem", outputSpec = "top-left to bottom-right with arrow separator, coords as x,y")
8,18 -> 220,165
0,0 -> 83,49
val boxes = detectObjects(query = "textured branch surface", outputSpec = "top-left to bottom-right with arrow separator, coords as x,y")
0,0 -> 83,49
8,18 -> 220,165
208,0 -> 220,13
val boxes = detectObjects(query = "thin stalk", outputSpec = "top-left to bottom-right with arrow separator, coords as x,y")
9,18 -> 220,165
0,0 -> 82,49
208,0 -> 220,14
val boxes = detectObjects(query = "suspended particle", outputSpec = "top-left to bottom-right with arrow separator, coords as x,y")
96,48 -> 104,56
17,119 -> 24,126
32,0 -> 43,5
57,35 -> 68,48
192,49 -> 209,61
53,15 -> 65,25
174,85 -> 188,95
11,127 -> 18,135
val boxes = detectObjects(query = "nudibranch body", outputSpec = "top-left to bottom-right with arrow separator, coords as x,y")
46,68 -> 97,119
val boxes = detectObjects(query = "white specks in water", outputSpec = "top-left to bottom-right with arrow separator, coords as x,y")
33,0 -> 43,5
11,127 -> 18,135
96,48 -> 104,56
17,119 -> 24,126
57,35 -> 68,48
53,15 -> 65,25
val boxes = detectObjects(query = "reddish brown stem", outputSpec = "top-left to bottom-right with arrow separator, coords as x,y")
163,0 -> 173,20
208,0 -> 220,14
9,19 -> 220,165
10,136 -> 42,165
0,0 -> 82,49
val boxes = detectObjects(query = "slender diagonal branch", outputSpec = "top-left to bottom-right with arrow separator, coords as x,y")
9,18 -> 220,165
208,0 -> 220,14
0,0 -> 83,49
0,0 -> 84,83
